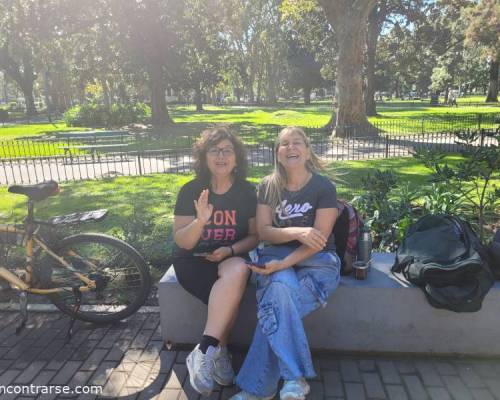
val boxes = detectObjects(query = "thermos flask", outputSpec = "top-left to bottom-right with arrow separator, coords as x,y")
357,226 -> 372,264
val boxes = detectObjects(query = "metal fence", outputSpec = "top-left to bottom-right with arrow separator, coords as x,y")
1,129 -> 497,185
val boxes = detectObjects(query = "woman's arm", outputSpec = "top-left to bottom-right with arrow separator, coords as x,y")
257,204 -> 329,250
232,217 -> 259,255
206,217 -> 259,262
173,215 -> 205,250
252,207 -> 338,275
173,189 -> 212,250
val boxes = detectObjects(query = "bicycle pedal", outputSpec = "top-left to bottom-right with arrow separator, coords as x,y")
15,291 -> 29,335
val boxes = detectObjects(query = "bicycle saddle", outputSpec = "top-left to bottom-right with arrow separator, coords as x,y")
8,180 -> 60,202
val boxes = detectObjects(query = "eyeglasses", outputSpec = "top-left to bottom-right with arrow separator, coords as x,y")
207,147 -> 235,157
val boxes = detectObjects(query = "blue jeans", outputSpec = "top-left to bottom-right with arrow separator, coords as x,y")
235,245 -> 341,397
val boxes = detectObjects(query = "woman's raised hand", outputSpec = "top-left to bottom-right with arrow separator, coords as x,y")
194,189 -> 213,224
294,227 -> 327,251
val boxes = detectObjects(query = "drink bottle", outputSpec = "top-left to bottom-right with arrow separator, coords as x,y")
357,226 -> 372,264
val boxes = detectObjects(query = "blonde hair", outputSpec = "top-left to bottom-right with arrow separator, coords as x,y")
262,127 -> 325,224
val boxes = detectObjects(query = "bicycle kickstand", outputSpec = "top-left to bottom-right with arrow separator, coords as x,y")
15,291 -> 28,335
66,287 -> 82,340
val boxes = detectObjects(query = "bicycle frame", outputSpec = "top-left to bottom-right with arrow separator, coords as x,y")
0,200 -> 96,295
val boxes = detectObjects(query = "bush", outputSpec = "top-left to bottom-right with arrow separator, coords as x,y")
354,130 -> 499,250
64,103 -> 151,127
352,170 -> 418,251
225,96 -> 238,105
110,204 -> 171,269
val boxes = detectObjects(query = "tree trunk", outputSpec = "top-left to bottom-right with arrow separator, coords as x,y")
118,83 -> 129,104
335,25 -> 376,137
148,63 -> 173,129
303,86 -> 312,105
266,59 -> 277,105
317,0 -> 378,138
20,55 -> 37,116
486,60 -> 499,102
101,78 -> 111,110
194,84 -> 203,111
20,82 -> 36,116
364,4 -> 385,117
256,62 -> 263,105
247,67 -> 255,103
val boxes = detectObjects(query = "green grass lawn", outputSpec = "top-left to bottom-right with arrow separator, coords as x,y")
1,155 -> 497,264
0,123 -> 87,141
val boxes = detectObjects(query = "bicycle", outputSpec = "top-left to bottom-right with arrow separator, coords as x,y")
0,180 -> 152,336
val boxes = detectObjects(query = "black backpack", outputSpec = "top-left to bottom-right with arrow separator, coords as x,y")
391,214 -> 494,312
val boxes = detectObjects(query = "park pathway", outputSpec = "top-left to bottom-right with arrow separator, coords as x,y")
0,134 -> 474,185
0,310 -> 499,399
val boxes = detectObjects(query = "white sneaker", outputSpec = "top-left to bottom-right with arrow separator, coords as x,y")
186,344 -> 218,396
280,378 -> 310,400
229,390 -> 276,400
213,346 -> 235,386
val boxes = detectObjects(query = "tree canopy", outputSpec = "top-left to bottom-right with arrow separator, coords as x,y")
0,0 -> 497,131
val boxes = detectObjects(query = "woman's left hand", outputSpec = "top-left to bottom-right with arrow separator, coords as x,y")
249,259 -> 285,275
206,246 -> 232,262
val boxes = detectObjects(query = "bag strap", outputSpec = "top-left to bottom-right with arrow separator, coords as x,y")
391,255 -> 414,274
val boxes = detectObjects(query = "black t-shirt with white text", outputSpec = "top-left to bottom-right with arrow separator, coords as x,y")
173,179 -> 257,256
257,173 -> 338,251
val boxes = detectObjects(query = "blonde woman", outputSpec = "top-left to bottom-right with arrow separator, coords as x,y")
231,127 -> 341,400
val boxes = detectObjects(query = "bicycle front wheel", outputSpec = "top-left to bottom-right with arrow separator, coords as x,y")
47,233 -> 151,323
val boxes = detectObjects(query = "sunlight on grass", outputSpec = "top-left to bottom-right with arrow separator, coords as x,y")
0,123 -> 88,140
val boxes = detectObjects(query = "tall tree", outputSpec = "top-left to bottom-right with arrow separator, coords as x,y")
176,0 -> 226,111
464,0 -> 499,102
364,0 -> 425,115
286,36 -> 324,104
111,0 -> 182,129
0,0 -> 54,115
316,0 -> 378,137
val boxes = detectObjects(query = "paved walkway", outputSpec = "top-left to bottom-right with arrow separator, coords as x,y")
2,134 -> 485,185
0,311 -> 499,399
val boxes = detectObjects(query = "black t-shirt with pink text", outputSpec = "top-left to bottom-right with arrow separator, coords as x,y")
173,179 -> 257,256
257,173 -> 338,251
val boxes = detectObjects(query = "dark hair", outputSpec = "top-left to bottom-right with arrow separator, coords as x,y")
193,126 -> 248,184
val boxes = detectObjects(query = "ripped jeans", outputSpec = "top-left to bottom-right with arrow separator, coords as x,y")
235,245 -> 341,397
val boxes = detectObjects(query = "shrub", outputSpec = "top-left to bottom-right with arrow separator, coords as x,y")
413,129 -> 499,241
111,204 -> 171,269
352,170 -> 418,251
64,103 -> 151,127
225,96 -> 238,105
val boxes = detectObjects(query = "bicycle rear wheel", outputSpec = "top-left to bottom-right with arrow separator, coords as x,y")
46,233 -> 151,323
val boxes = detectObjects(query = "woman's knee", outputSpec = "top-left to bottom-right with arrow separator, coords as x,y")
257,268 -> 299,290
218,257 -> 250,285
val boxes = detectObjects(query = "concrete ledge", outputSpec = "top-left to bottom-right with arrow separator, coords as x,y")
158,253 -> 500,356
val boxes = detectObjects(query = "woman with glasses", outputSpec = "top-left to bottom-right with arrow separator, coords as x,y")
231,127 -> 341,400
172,126 -> 258,396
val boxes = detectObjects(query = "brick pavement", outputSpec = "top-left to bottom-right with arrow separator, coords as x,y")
0,311 -> 499,400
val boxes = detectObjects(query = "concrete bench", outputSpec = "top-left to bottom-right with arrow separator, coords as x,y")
158,253 -> 500,356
